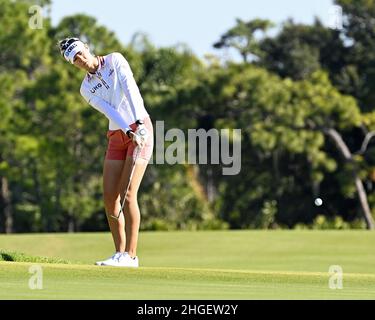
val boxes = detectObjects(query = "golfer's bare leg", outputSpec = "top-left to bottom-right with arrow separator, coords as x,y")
119,156 -> 149,258
103,159 -> 126,253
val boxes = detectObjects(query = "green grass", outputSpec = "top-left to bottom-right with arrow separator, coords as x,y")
0,230 -> 374,299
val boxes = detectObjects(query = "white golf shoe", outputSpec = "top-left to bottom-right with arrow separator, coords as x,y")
101,253 -> 139,268
119,254 -> 139,268
95,252 -> 125,266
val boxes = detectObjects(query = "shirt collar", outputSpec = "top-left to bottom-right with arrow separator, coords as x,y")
87,56 -> 105,80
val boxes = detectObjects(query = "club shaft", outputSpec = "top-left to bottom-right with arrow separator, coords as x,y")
110,146 -> 141,220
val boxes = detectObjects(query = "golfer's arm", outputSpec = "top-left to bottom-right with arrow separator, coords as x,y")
81,94 -> 132,134
114,53 -> 143,121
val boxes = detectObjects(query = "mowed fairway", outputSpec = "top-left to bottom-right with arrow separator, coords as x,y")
0,231 -> 375,299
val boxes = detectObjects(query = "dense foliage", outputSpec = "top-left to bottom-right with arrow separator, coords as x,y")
1,0 -> 375,232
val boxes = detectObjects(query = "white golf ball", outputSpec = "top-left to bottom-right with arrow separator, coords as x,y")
315,198 -> 323,206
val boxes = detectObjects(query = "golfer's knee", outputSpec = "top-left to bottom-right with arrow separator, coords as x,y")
124,191 -> 137,206
103,191 -> 120,207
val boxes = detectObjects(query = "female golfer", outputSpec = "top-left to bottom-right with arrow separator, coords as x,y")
59,38 -> 153,267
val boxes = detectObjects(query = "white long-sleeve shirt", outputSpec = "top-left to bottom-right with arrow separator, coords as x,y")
80,53 -> 149,133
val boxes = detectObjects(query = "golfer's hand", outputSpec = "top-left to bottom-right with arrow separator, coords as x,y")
130,125 -> 148,149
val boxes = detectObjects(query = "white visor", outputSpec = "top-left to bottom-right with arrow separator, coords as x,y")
64,41 -> 86,64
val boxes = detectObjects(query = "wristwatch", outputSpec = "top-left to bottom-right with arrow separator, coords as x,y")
126,129 -> 134,139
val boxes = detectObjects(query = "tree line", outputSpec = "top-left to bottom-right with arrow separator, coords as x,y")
1,0 -> 375,232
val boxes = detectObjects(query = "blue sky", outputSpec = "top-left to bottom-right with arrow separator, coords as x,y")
50,0 -> 334,58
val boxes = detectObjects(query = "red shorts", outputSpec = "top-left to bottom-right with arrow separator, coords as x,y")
105,116 -> 154,161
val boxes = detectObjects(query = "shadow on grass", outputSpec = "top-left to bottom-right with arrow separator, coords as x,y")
0,252 -> 14,261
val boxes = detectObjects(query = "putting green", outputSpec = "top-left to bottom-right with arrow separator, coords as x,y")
0,231 -> 374,299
